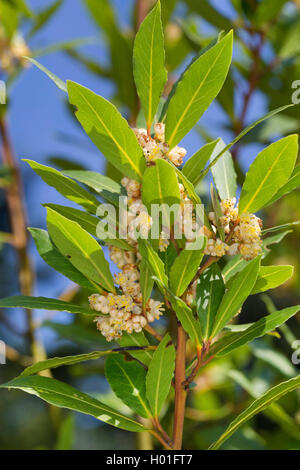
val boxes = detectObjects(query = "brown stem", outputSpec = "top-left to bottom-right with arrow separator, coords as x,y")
0,116 -> 39,361
144,324 -> 163,342
172,324 -> 187,450
150,430 -> 173,450
153,417 -> 174,448
136,0 -> 149,31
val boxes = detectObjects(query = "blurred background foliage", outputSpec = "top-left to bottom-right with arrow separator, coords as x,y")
0,0 -> 300,450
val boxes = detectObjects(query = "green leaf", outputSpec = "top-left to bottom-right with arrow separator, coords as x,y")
47,208 -> 115,292
118,331 -> 153,366
210,139 -> 237,200
106,354 -> 151,419
29,228 -> 95,291
133,0 -> 167,129
67,81 -> 146,181
0,376 -> 146,432
182,139 -> 220,187
209,374 -> 300,449
0,296 -> 94,315
203,104 -> 295,178
138,239 -> 168,288
169,242 -> 205,296
210,184 -> 225,241
252,265 -> 294,295
63,169 -> 122,206
261,221 -> 300,235
265,164 -> 300,207
165,31 -> 233,148
239,135 -> 298,214
228,370 -> 300,442
211,257 -> 261,338
19,350 -> 131,377
209,305 -> 300,358
142,158 -> 181,226
196,264 -> 225,340
43,204 -> 98,237
140,259 -> 154,308
167,290 -> 202,346
24,160 -> 99,213
24,57 -> 67,92
146,334 -> 175,417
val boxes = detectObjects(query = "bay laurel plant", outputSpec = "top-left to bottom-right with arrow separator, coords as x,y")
1,1 -> 300,450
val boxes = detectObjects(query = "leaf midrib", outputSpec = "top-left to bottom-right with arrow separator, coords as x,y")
167,41 -> 227,147
52,216 -> 114,292
241,141 -> 290,213
77,89 -> 143,179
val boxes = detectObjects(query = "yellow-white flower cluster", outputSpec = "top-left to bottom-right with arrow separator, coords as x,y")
89,263 -> 164,341
207,197 -> 262,261
0,29 -> 30,74
134,123 -> 187,167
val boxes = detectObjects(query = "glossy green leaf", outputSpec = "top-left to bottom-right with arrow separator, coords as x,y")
210,184 -> 225,241
262,221 -> 300,235
209,305 -> 300,358
203,104 -> 295,178
239,135 -> 298,214
133,1 -> 167,129
47,208 -> 115,292
138,239 -> 168,287
165,31 -> 233,148
118,331 -> 153,366
140,258 -> 154,308
265,164 -> 300,207
19,350 -> 134,377
0,296 -> 94,315
210,374 -> 300,449
142,158 -> 181,227
24,160 -> 99,213
182,139 -> 220,187
44,204 -> 98,237
106,354 -> 151,419
196,264 -> 225,340
29,228 -> 95,290
169,242 -> 205,296
25,57 -> 67,92
0,376 -> 146,432
67,81 -> 146,181
211,257 -> 261,338
63,169 -> 122,203
210,139 -> 237,200
168,293 -> 202,346
146,334 -> 175,417
252,265 -> 294,295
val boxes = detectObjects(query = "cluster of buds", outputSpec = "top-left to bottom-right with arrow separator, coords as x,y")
134,123 -> 187,167
120,177 -> 152,244
89,263 -> 164,341
207,197 -> 262,260
0,30 -> 30,74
